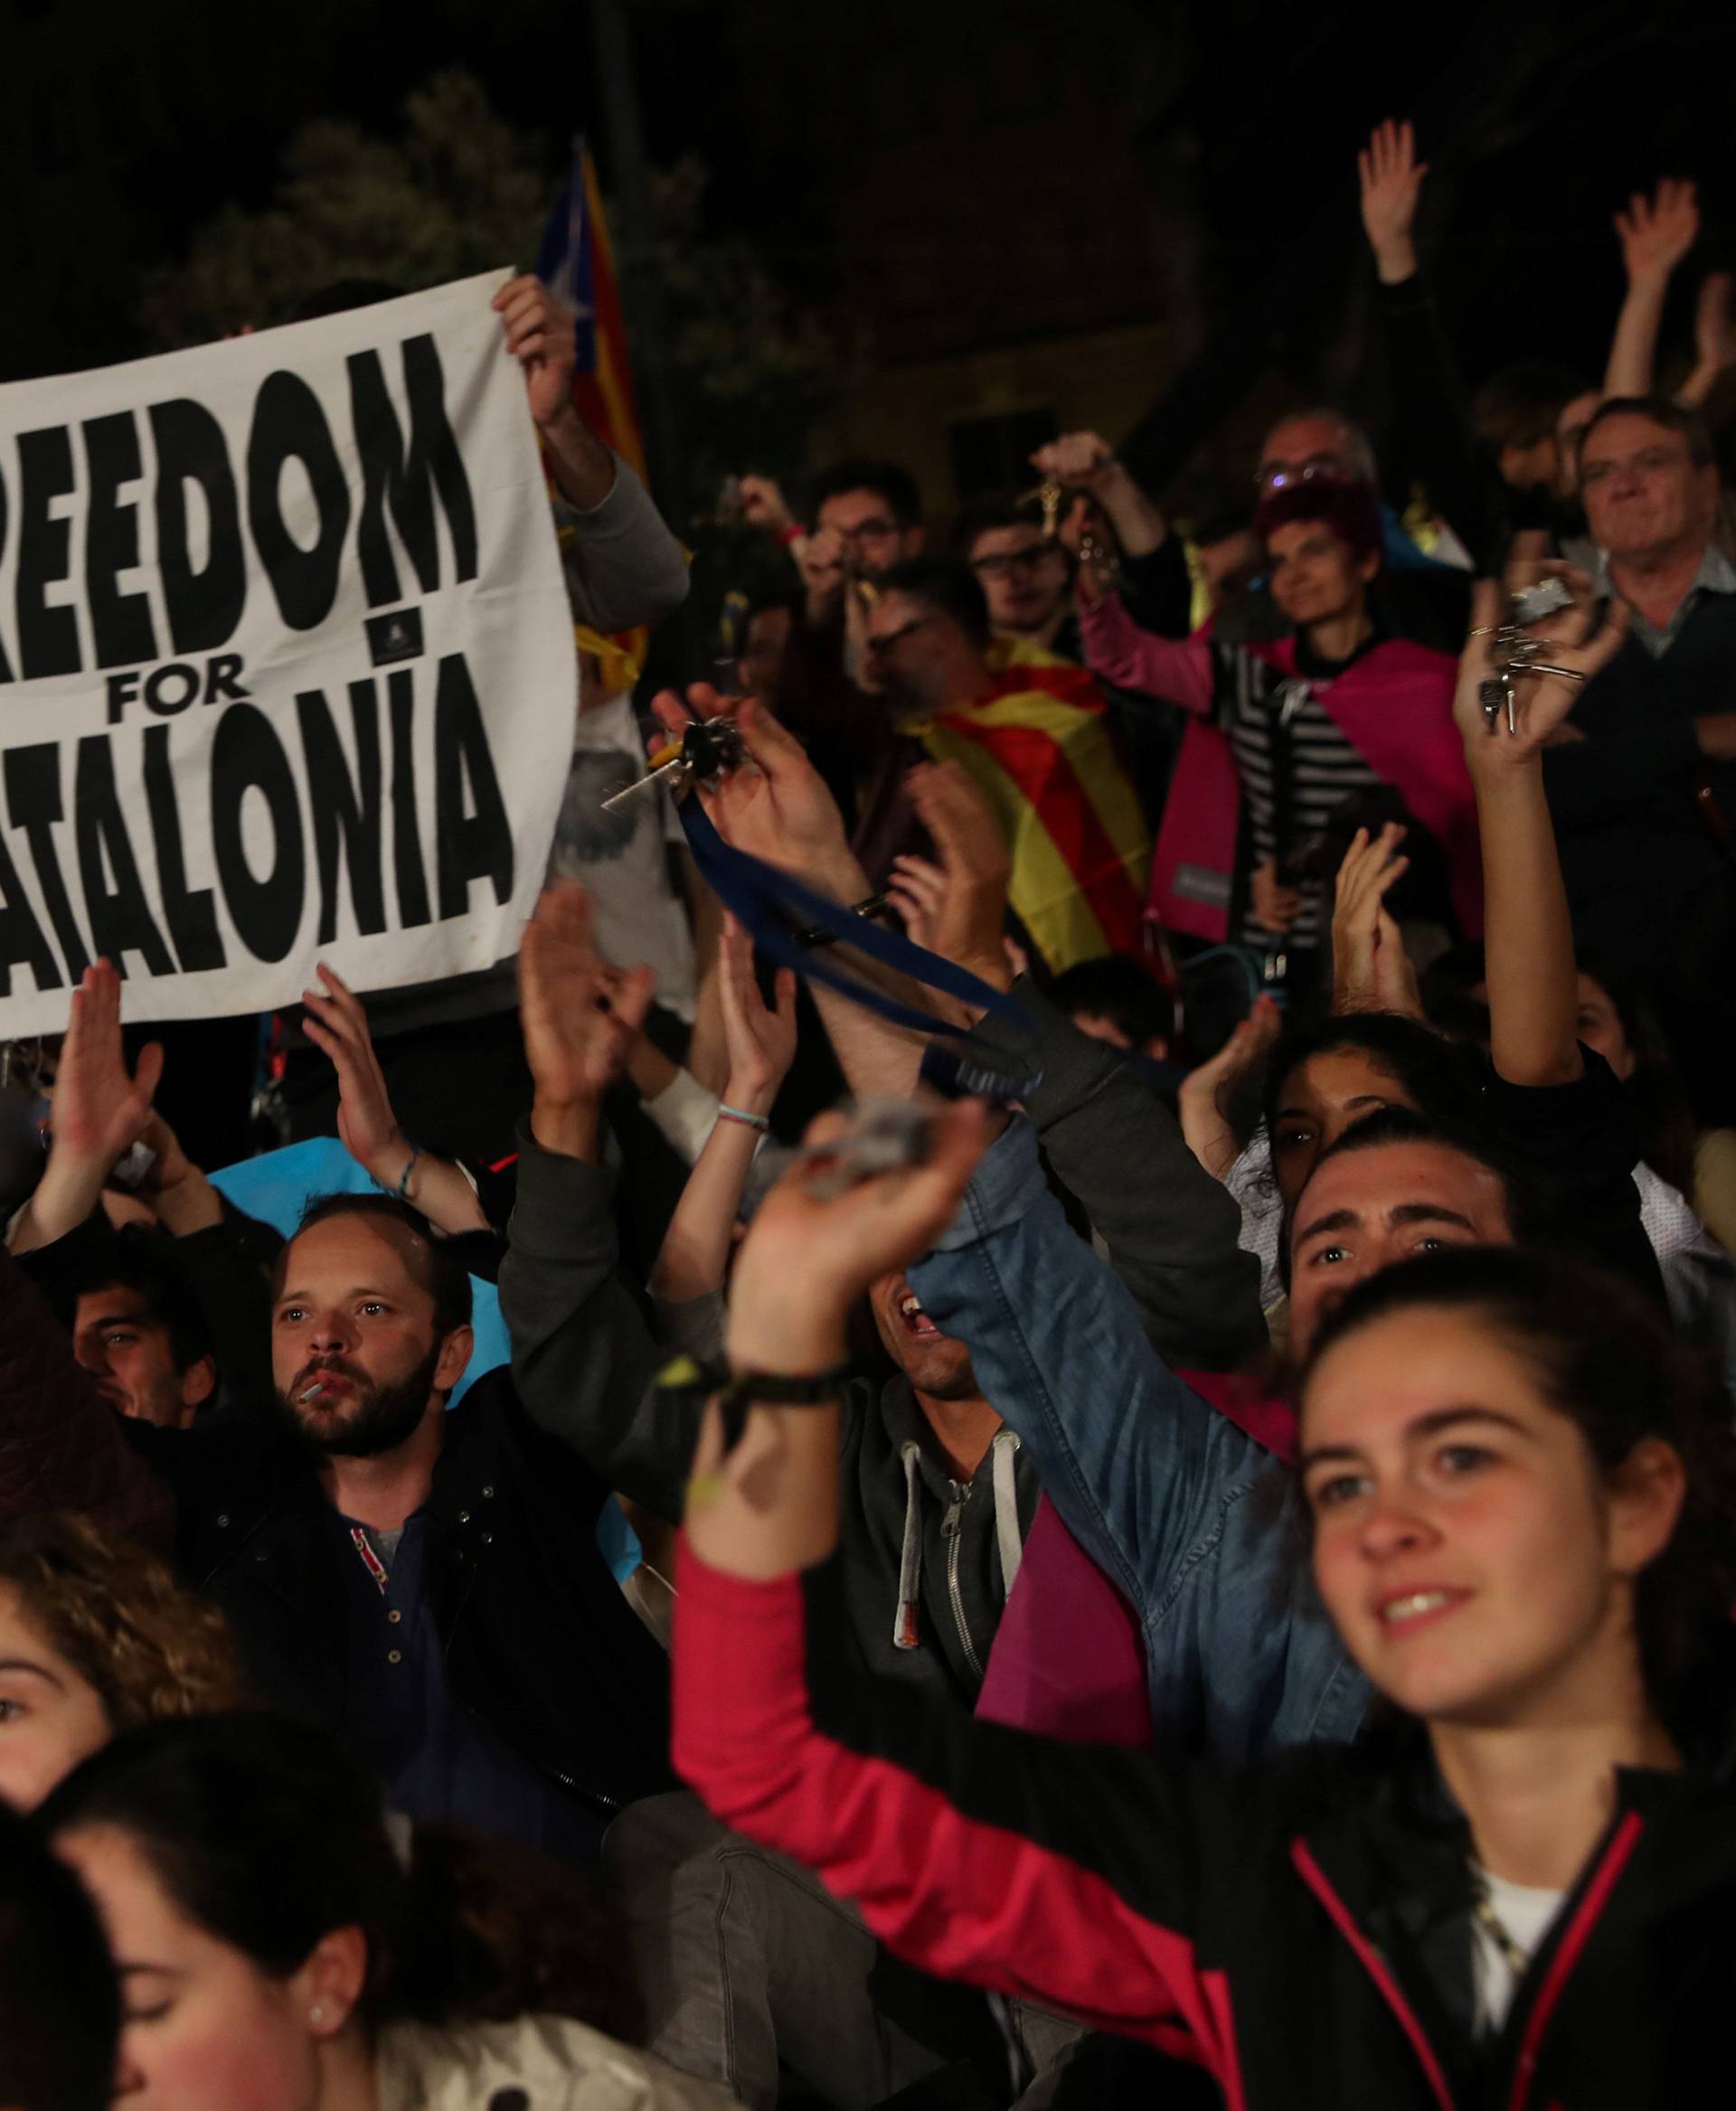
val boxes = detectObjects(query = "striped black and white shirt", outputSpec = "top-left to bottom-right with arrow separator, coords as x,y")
1211,643 -> 1382,951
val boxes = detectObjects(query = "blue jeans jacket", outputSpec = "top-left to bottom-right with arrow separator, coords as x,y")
910,1118 -> 1368,1762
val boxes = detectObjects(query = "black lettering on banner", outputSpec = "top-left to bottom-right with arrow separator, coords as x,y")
4,746 -> 90,980
347,334 -> 479,608
15,427 -> 81,679
142,726 -> 224,973
433,654 -> 513,919
83,412 -> 158,669
0,825 -> 61,998
150,400 -> 246,655
0,462 -> 12,682
210,703 -> 305,962
74,739 -> 175,977
387,667 -> 430,930
296,683 -> 386,945
246,373 -> 351,632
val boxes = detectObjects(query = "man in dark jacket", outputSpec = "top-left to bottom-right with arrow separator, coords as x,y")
0,914 -> 674,1865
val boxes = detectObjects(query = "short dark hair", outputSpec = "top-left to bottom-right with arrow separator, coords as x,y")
1580,394 -> 1716,472
1253,478 -> 1385,569
0,1801 -> 118,2111
878,554 -> 993,651
951,493 -> 1047,555
808,457 -> 923,531
68,1234 -> 212,1374
1267,1013 -> 1481,1142
1302,1246 -> 1736,1748
1050,954 -> 1175,1051
275,1194 -> 472,1338
1470,361 -> 1592,455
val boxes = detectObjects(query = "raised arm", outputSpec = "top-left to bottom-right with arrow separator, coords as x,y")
494,273 -> 688,625
1075,586 -> 1216,711
10,963 -> 160,1256
1454,574 -> 1631,1087
649,914 -> 797,1307
901,759 -> 1264,1369
1028,431 -> 1170,561
674,1106 -> 1238,2053
300,964 -> 490,1237
497,883 -> 676,1512
1603,179 -> 1700,400
1680,271 -> 1736,410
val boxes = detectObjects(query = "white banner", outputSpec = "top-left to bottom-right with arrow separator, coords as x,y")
0,269 -> 575,1034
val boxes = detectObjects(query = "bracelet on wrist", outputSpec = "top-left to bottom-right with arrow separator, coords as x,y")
656,1352 -> 859,1452
393,1143 -> 422,1202
797,894 -> 893,949
717,1103 -> 771,1133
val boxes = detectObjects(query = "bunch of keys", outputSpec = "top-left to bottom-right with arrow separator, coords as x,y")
1477,576 -> 1581,735
601,715 -> 748,815
1017,475 -> 1065,540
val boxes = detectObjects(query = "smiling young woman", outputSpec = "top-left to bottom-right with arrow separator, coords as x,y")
671,1115 -> 1736,2109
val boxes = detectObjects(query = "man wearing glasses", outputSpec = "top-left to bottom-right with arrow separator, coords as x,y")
955,496 -> 1077,657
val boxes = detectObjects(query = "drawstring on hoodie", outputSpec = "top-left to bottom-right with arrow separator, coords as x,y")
895,1443 -> 923,1648
892,1431 -> 1024,1653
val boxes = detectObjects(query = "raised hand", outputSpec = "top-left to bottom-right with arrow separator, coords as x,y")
1331,825 -> 1423,1020
717,914 -> 797,1114
520,882 -> 656,1155
50,962 -> 162,1171
1614,178 -> 1699,286
796,524 -> 847,623
301,964 -> 408,1180
886,854 -> 945,952
725,1100 -> 991,1371
1358,118 -> 1428,284
11,962 -> 164,1254
648,685 -> 859,894
493,275 -> 577,430
739,475 -> 794,535
1176,994 -> 1283,1181
1028,431 -> 1122,495
901,761 -> 1014,991
1454,572 -> 1630,768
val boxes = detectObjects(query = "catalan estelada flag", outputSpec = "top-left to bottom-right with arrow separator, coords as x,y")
900,640 -> 1152,973
533,140 -> 647,483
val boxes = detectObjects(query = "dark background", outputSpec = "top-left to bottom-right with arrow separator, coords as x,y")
6,0 -> 1734,485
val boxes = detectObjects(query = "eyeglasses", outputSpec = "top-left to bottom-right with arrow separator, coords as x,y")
866,614 -> 939,655
834,517 -> 901,545
1580,446 -> 1687,488
1253,455 -> 1346,493
971,546 -> 1054,578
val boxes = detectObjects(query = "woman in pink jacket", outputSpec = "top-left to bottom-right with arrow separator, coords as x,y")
1079,476 -> 1479,979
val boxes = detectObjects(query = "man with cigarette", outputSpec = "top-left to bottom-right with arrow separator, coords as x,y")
0,891 -> 672,1863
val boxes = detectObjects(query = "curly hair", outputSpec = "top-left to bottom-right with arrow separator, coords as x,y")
0,1513 -> 250,1731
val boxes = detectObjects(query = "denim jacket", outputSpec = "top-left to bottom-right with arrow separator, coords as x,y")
910,1118 -> 1368,1762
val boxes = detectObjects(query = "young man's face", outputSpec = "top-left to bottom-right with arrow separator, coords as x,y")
1287,1142 -> 1514,1357
72,1286 -> 212,1430
270,1215 -> 470,1459
815,487 -> 922,581
967,525 -> 1069,636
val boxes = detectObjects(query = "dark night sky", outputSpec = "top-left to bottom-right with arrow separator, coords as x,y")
10,0 -> 1736,430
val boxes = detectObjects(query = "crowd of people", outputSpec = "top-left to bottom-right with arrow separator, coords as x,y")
7,118 -> 1736,2110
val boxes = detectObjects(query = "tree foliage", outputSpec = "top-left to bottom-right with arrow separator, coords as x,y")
138,71 -> 550,346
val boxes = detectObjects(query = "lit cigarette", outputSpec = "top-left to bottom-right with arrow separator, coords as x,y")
298,1381 -> 328,1403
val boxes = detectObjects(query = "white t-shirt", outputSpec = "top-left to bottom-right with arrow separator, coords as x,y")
1470,1865 -> 1565,2035
549,690 -> 698,1023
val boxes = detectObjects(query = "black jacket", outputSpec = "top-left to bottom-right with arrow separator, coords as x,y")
127,1374 -> 673,1823
681,1554 -> 1736,2111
